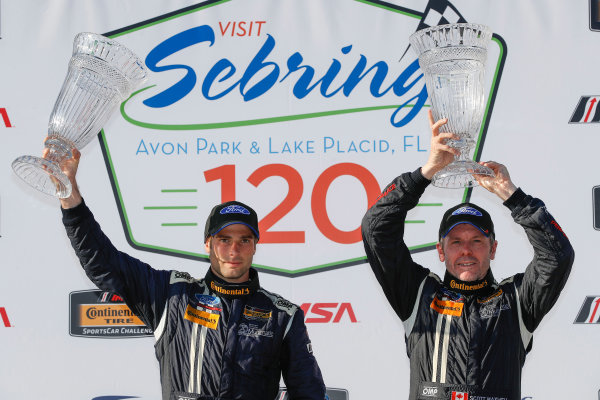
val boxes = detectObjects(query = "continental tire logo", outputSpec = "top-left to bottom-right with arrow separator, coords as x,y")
449,280 -> 488,292
430,298 -> 464,317
210,281 -> 250,296
81,304 -> 142,324
184,305 -> 220,329
69,290 -> 153,338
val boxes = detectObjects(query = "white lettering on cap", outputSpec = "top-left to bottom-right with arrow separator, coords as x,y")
220,205 -> 250,215
452,206 -> 482,217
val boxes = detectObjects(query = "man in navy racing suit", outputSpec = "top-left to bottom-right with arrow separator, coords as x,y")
361,111 -> 574,400
55,147 -> 326,400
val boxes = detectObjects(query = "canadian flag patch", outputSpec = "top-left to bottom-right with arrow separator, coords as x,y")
451,392 -> 468,400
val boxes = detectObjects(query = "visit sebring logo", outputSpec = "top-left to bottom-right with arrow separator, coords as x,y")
121,25 -> 427,130
100,0 -> 506,276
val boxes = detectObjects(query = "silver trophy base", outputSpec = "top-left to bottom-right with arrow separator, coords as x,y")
431,160 -> 494,188
12,155 -> 72,198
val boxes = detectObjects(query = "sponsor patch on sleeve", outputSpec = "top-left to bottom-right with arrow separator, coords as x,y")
170,271 -> 195,284
430,298 -> 464,317
184,305 -> 220,329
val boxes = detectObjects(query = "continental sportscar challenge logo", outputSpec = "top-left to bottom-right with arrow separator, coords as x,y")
100,0 -> 506,277
69,290 -> 153,338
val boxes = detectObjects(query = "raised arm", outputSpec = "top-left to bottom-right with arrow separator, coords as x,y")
504,188 -> 574,332
48,143 -> 170,329
474,160 -> 574,331
361,111 -> 460,321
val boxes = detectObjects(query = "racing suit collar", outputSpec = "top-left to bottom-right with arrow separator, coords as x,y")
443,269 -> 497,297
205,267 -> 260,299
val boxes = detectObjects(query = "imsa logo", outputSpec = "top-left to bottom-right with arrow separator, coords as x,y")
574,296 -> 600,324
300,303 -> 357,323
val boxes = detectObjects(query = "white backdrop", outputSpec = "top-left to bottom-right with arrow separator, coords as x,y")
1,1 -> 599,399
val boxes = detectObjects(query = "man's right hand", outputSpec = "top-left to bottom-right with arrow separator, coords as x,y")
43,141 -> 83,209
420,109 -> 460,180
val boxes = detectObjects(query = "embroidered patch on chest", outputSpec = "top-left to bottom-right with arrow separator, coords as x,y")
238,322 -> 274,338
195,294 -> 222,312
479,302 -> 511,319
243,305 -> 272,320
430,298 -> 464,317
477,288 -> 503,304
184,305 -> 220,329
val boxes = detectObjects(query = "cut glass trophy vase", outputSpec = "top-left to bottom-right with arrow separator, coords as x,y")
12,32 -> 147,198
409,23 -> 494,188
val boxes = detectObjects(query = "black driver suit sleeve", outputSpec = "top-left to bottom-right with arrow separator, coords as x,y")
280,308 -> 327,400
361,169 -> 431,322
61,199 -> 171,330
503,188 -> 575,335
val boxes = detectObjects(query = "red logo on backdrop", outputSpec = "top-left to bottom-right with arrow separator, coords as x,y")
574,296 -> 600,323
300,303 -> 357,323
98,292 -> 124,303
569,96 -> 600,123
0,307 -> 12,327
0,108 -> 13,128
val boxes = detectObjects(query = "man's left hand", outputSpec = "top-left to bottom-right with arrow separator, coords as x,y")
472,161 -> 517,201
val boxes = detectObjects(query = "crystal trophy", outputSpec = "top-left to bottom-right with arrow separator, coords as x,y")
409,23 -> 494,188
12,32 -> 148,198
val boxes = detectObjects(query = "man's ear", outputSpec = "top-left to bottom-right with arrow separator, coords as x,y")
205,237 -> 211,253
490,239 -> 498,260
436,241 -> 445,262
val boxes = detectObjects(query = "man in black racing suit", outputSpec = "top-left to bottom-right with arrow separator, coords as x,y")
55,147 -> 326,400
361,112 -> 574,400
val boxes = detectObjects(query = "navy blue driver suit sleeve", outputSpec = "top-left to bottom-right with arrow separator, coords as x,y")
61,199 -> 171,330
281,308 -> 326,400
503,189 -> 575,333
361,169 -> 431,322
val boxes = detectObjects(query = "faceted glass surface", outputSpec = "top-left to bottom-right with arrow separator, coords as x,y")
409,23 -> 493,188
12,33 -> 148,198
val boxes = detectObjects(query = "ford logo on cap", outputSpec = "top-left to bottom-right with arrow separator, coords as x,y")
452,206 -> 482,217
220,205 -> 250,215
